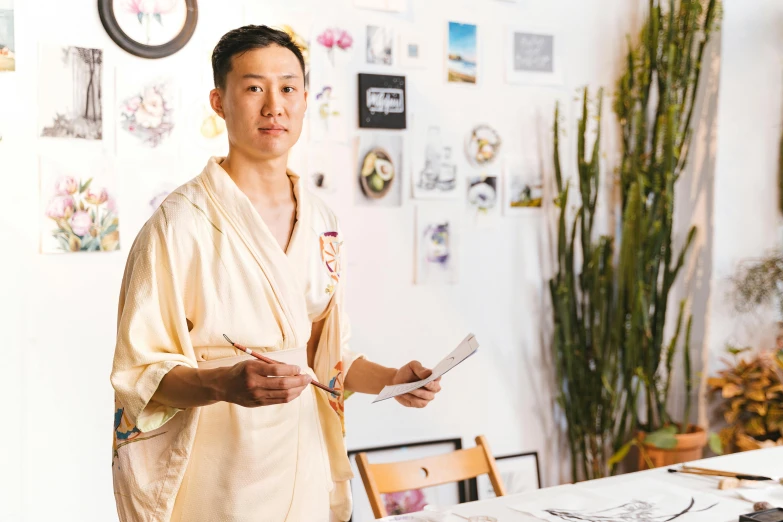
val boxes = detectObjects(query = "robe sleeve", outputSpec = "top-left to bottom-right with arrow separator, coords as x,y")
110,223 -> 197,433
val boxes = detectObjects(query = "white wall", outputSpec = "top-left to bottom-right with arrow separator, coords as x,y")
0,1 -> 650,520
706,0 -> 783,384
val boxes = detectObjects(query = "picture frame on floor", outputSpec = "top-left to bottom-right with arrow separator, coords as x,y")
475,451 -> 541,500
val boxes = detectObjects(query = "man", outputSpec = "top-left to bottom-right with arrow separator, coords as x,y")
111,25 -> 442,522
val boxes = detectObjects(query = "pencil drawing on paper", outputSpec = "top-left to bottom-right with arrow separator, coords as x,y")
544,498 -> 718,522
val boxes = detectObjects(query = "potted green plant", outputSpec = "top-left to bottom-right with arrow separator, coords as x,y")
708,347 -> 783,453
609,0 -> 720,469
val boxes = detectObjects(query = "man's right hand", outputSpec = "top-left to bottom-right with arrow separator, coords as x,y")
217,360 -> 312,407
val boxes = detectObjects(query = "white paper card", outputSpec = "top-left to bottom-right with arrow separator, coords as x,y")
372,334 -> 478,403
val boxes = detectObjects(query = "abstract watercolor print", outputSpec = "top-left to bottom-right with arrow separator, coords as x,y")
40,156 -> 119,254
39,45 -> 103,140
415,205 -> 458,285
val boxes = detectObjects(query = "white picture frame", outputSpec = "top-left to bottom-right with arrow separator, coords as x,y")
505,25 -> 565,86
446,21 -> 479,85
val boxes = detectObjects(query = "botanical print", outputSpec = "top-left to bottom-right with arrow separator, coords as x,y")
309,78 -> 348,142
366,25 -> 393,65
114,0 -> 189,46
40,157 -> 120,254
0,0 -> 14,72
465,124 -> 501,166
355,132 -> 403,207
467,174 -> 499,215
199,104 -> 225,140
39,46 -> 103,140
412,122 -> 459,200
415,205 -> 458,285
316,27 -> 353,67
382,489 -> 427,515
119,78 -> 176,148
447,22 -> 477,84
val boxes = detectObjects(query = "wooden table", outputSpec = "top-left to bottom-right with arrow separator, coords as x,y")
379,446 -> 783,521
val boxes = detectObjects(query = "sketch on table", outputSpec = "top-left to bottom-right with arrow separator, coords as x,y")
544,498 -> 719,522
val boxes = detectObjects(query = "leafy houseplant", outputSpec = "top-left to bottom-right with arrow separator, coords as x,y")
550,0 -> 721,479
708,348 -> 783,453
550,88 -> 624,482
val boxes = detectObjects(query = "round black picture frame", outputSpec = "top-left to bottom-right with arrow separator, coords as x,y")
98,0 -> 198,59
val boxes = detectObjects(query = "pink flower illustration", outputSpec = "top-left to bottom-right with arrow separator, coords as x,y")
55,176 -> 78,195
69,210 -> 93,237
383,489 -> 427,515
46,196 -> 75,219
317,29 -> 335,49
317,28 -> 353,66
85,187 -> 109,205
336,30 -> 353,50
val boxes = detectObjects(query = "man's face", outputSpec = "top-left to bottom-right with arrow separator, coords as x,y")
211,45 -> 307,161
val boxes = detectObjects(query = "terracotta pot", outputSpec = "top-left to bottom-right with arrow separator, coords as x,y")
638,425 -> 707,469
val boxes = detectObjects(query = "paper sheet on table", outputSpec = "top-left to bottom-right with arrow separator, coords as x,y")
511,478 -> 747,522
372,333 -> 479,404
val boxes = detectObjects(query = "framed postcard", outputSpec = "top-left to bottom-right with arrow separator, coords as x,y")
358,73 -> 406,129
347,438 -> 472,521
447,21 -> 477,84
476,452 -> 540,500
506,25 -> 564,86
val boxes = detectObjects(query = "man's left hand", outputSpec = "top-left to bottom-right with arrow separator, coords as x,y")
391,360 -> 442,408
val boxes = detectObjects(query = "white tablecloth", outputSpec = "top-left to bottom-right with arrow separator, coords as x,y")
378,446 -> 783,521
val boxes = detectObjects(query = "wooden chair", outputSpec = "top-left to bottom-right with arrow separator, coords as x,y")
355,435 -> 506,519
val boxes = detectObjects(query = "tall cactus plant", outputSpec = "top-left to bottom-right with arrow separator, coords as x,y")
550,88 -> 625,481
613,0 -> 718,436
551,0 -> 720,481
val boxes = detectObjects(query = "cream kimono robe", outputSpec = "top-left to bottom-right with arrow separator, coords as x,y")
111,157 -> 363,522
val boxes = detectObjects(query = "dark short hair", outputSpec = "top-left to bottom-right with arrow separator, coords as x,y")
211,25 -> 306,89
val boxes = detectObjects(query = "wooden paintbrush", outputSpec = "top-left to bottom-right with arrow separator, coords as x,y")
223,334 -> 339,395
668,466 -> 775,482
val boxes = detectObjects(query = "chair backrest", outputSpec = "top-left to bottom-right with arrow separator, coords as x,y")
355,435 -> 506,519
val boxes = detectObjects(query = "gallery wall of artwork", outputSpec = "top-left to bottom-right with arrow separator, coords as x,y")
0,0 -> 680,520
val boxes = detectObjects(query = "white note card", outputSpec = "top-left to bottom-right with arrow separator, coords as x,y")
372,333 -> 479,404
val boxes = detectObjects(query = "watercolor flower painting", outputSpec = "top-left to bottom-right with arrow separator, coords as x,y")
42,174 -> 120,253
120,81 -> 175,148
